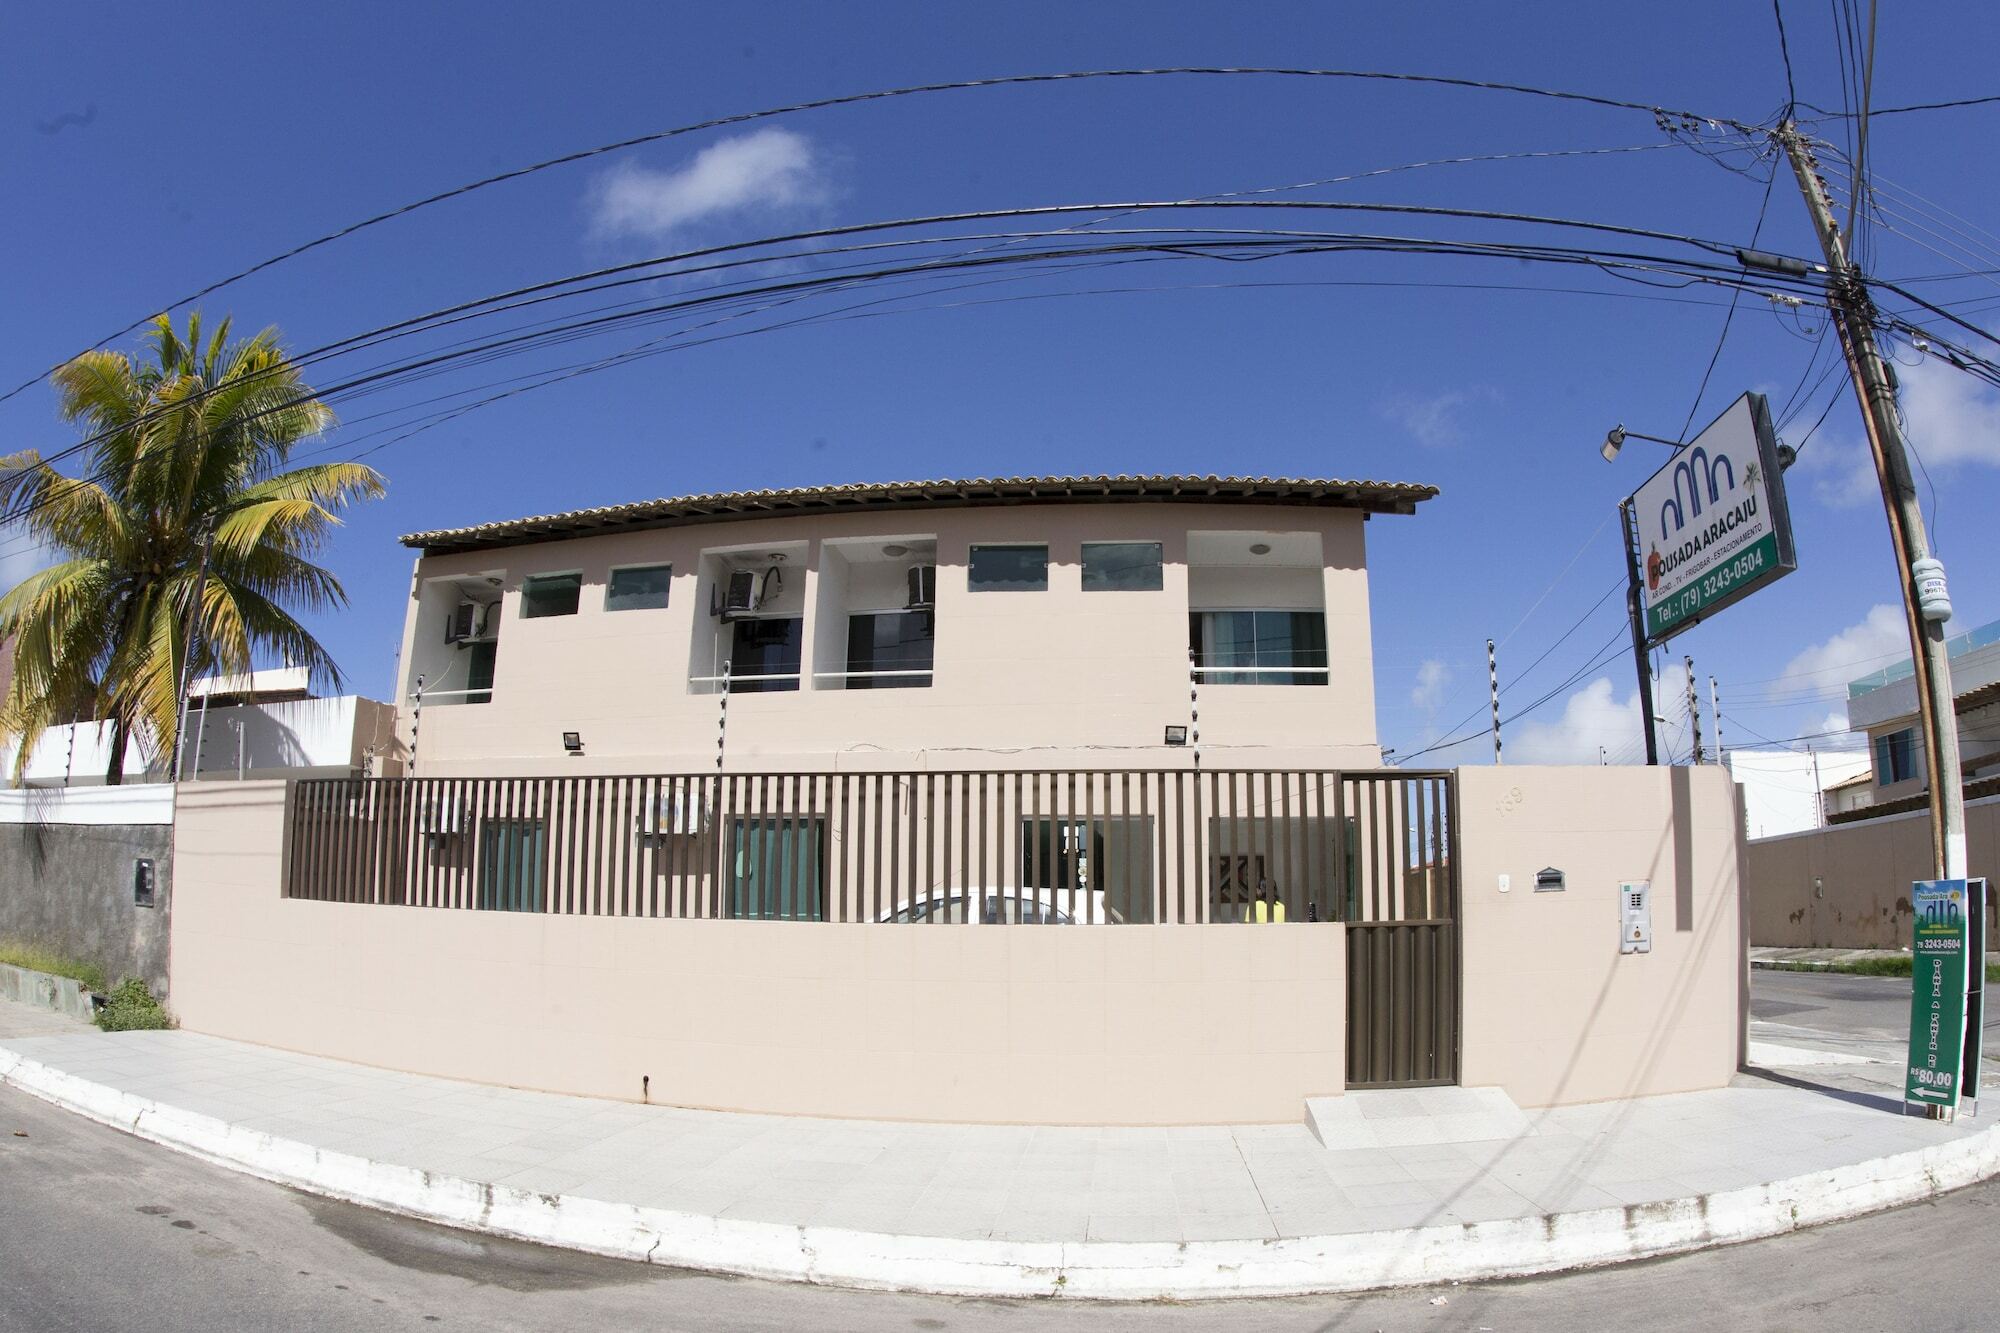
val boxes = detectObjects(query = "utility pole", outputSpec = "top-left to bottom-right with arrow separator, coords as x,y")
1619,499 -> 1660,765
1778,124 -> 1966,879
1487,638 -> 1503,764
1810,745 -> 1826,829
1709,675 -> 1725,764
1685,656 -> 1704,765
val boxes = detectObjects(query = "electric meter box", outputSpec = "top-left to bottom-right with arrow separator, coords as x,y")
1619,880 -> 1652,954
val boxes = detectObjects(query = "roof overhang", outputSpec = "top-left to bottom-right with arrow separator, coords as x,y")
400,474 -> 1440,557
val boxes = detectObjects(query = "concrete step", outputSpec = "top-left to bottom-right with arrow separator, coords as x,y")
1306,1086 -> 1530,1149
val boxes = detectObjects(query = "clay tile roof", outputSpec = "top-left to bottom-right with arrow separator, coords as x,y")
399,474 -> 1439,555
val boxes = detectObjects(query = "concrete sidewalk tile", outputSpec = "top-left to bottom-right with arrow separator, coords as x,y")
1181,1211 -> 1280,1241
1086,1211 -> 1183,1243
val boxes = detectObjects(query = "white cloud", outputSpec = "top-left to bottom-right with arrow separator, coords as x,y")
1790,350 -> 2000,507
1410,658 -> 1449,713
1793,432 -> 1880,508
1901,353 -> 2000,468
1378,388 -> 1498,448
0,529 -> 55,598
589,128 -> 832,241
1508,661 -> 1690,765
1818,707 -> 1853,739
1774,604 -> 1907,701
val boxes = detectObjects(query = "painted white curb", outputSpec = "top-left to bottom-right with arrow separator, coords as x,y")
5,1044 -> 1997,1300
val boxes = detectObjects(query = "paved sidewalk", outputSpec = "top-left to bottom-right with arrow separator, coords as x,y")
2,996 -> 1995,1299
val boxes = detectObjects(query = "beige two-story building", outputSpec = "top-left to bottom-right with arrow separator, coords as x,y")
394,475 -> 1435,775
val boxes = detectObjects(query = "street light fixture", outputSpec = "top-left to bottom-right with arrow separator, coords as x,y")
1599,424 -> 1682,463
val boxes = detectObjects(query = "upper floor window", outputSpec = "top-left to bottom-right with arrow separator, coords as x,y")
847,611 -> 934,689
729,617 -> 802,693
1190,610 -> 1328,686
606,563 -> 672,612
1082,542 -> 1163,592
968,544 -> 1047,591
1874,727 -> 1920,785
520,572 -> 582,619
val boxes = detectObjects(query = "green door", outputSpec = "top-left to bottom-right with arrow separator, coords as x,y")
479,819 -> 546,912
728,816 -> 826,921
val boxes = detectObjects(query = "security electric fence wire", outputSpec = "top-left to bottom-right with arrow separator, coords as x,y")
1396,620 -> 1631,765
0,65 -> 1774,410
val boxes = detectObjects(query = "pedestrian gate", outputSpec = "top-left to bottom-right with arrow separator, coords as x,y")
1342,772 -> 1460,1088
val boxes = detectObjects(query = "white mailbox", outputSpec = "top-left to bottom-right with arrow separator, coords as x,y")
1619,880 -> 1652,954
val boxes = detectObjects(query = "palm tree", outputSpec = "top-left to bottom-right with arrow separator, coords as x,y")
0,313 -> 382,783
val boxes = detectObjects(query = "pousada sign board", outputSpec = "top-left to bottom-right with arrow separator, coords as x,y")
1631,391 -> 1798,645
1905,879 -> 1973,1112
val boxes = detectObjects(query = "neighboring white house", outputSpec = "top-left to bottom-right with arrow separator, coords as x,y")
9,667 -> 398,786
1844,617 -> 2000,804
1726,746 -> 1870,839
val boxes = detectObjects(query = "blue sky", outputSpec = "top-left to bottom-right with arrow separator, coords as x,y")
3,2 -> 1997,766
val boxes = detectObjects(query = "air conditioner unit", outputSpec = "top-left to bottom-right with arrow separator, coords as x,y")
445,601 -> 479,643
721,569 -> 760,616
636,785 -> 705,837
417,792 -> 466,836
906,564 -> 937,609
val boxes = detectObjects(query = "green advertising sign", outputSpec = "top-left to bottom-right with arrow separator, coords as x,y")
1906,880 -> 1972,1111
1630,392 -> 1799,647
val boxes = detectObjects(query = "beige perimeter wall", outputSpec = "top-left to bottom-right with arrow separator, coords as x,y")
1455,765 -> 1746,1108
170,782 -> 1345,1125
1745,793 -> 2000,950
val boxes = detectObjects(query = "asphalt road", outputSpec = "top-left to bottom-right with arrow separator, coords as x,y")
1752,967 -> 2000,1064
5,969 -> 1996,1332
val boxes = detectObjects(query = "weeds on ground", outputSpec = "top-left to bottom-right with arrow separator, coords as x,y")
1769,957 -> 2000,983
0,940 -> 107,993
94,978 -> 172,1031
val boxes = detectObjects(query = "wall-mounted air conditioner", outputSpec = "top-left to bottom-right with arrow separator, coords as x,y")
418,792 -> 466,837
720,569 -> 760,617
636,785 -> 705,837
907,564 -> 937,609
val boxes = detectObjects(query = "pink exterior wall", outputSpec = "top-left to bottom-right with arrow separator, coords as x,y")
169,782 -> 1346,1125
1454,765 -> 1746,1108
396,502 -> 1380,775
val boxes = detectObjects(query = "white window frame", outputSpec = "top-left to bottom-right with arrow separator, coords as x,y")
604,561 -> 673,613
518,569 -> 585,620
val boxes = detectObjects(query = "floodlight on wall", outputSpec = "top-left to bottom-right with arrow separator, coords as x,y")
1163,725 -> 1189,746
562,731 -> 583,755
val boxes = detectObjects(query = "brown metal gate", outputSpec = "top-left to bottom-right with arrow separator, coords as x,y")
1343,772 -> 1459,1088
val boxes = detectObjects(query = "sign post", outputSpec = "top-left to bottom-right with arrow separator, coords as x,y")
1628,392 -> 1799,647
1905,880 -> 1974,1115
1963,879 -> 1987,1108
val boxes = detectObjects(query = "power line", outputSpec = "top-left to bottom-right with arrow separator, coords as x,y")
1773,1 -> 1800,109
0,66 -> 1770,410
0,214 -> 1837,551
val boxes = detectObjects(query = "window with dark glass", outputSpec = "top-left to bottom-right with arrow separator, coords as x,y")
520,572 -> 582,619
1874,727 -> 1919,785
465,640 -> 497,705
729,617 -> 802,692
846,610 -> 934,688
1189,610 -> 1328,685
968,544 -> 1048,591
605,563 -> 671,612
1082,542 -> 1163,591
